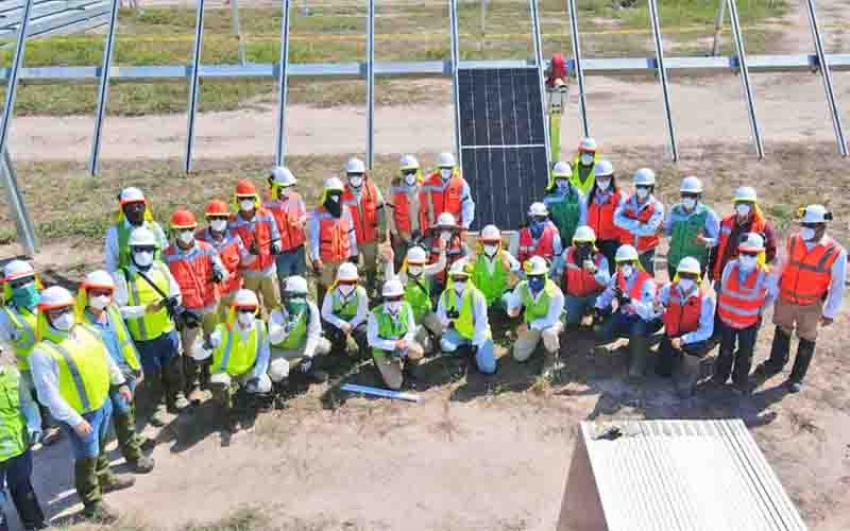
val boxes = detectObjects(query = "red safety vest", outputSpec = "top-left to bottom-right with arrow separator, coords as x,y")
264,193 -> 307,252
779,235 -> 841,306
713,214 -> 767,279
616,269 -> 653,301
196,228 -> 243,296
419,172 -> 466,232
617,194 -> 660,252
517,222 -> 558,264
164,241 -> 220,310
717,262 -> 768,329
588,190 -> 621,241
342,181 -> 381,244
229,208 -> 277,273
563,247 -> 605,297
391,185 -> 418,236
315,207 -> 353,263
663,284 -> 703,337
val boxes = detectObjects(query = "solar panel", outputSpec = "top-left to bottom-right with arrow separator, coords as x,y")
457,67 -> 548,230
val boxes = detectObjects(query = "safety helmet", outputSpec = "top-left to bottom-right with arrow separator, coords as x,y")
572,225 -> 596,243
128,227 -> 157,248
170,209 -> 197,230
615,244 -> 639,263
406,246 -> 428,265
205,199 -> 230,218
436,212 -> 458,229
733,186 -> 757,203
233,289 -> 259,310
528,202 -> 549,217
799,204 -> 832,224
324,177 -> 345,193
633,168 -> 656,187
399,154 -> 420,171
594,160 -> 614,177
284,275 -> 309,296
336,262 -> 359,282
118,187 -> 146,205
676,256 -> 702,276
679,176 -> 703,194
479,224 -> 502,243
523,256 -> 548,276
235,180 -> 258,198
3,260 -> 34,282
38,286 -> 74,311
552,161 -> 571,178
738,232 -> 765,253
448,259 -> 472,278
578,137 -> 597,153
382,278 -> 405,298
270,166 -> 297,187
345,157 -> 366,175
83,270 -> 115,291
437,152 -> 456,168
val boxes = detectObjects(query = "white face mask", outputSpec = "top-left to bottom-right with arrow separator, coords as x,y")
338,284 -> 356,297
580,153 -> 594,166
133,251 -> 154,268
483,244 -> 498,257
440,168 -> 453,180
51,311 -> 75,332
278,186 -> 291,198
440,231 -> 452,243
453,280 -> 466,293
620,265 -> 634,278
89,294 -> 111,311
178,231 -> 195,246
739,255 -> 757,271
210,219 -> 228,233
407,265 -> 424,277
237,311 -> 255,327
240,199 -> 255,212
678,278 -> 695,293
349,176 -> 364,188
386,301 -> 402,315
635,188 -> 649,200
404,173 -> 417,186
735,204 -> 751,218
682,198 -> 697,211
596,179 -> 611,191
800,227 -> 817,241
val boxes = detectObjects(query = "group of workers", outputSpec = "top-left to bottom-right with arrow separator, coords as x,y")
0,139 -> 844,529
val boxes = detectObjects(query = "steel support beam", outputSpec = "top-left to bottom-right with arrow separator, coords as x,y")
449,0 -> 462,164
88,0 -> 120,176
647,0 -> 678,161
806,0 -> 847,156
727,0 -> 764,159
184,0 -> 206,173
528,0 -> 550,168
366,0 -> 375,169
231,0 -> 246,65
566,0 -> 589,138
0,0 -> 34,162
274,0 -> 292,167
0,149 -> 38,256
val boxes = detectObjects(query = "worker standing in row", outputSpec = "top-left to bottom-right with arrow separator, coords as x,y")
570,138 -> 598,196
420,152 -> 475,233
367,279 -> 425,390
310,178 -> 359,304
585,161 -> 620,274
664,176 -> 719,281
388,155 -> 425,272
545,161 -> 587,246
471,225 -> 520,311
711,186 -> 777,281
614,168 -> 665,275
105,188 -> 168,273
513,203 -> 563,267
342,157 -> 387,295
264,167 -> 308,296
321,263 -> 370,360
560,226 -> 610,328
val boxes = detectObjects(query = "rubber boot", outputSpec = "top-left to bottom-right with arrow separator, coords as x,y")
272,380 -> 288,410
114,410 -> 155,473
75,457 -> 102,512
143,375 -> 168,428
96,454 -> 135,493
627,335 -> 648,380
9,480 -> 46,530
165,356 -> 189,413
83,501 -> 119,524
183,356 -> 204,404
756,326 -> 791,377
675,354 -> 701,398
788,338 -> 816,392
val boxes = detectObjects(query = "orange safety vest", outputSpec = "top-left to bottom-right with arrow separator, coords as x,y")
588,190 -> 621,241
616,269 -> 653,301
264,193 -> 307,252
617,194 -> 660,252
391,185 -> 418,236
717,262 -> 768,329
430,236 -> 465,284
779,235 -> 841,306
419,172 -> 466,232
229,208 -> 277,273
663,284 -> 703,337
164,241 -> 220,310
315,207 -> 353,263
518,222 -> 558,264
563,247 -> 605,297
713,214 -> 767,280
342,181 -> 381,244
196,228 -> 243,295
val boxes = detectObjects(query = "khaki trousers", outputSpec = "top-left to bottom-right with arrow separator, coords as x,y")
268,338 -> 332,383
773,297 -> 823,341
513,323 -> 564,362
373,342 -> 425,390
243,274 -> 280,314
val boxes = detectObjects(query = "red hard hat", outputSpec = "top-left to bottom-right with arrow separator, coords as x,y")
205,199 -> 230,218
170,208 -> 197,229
235,180 -> 258,197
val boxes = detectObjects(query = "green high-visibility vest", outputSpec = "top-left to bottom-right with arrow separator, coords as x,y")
38,325 -> 111,415
668,204 -> 710,274
375,303 -> 412,340
570,155 -> 597,196
332,287 -> 366,321
273,310 -> 308,351
2,306 -> 37,371
544,189 -> 582,247
404,277 -> 432,323
123,263 -> 174,342
472,253 -> 508,307
116,220 -> 163,271
518,279 -> 560,323
211,320 -> 263,377
0,368 -> 28,463
442,286 -> 488,341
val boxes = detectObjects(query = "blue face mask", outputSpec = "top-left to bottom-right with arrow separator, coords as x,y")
530,220 -> 545,238
528,275 -> 545,293
12,282 -> 39,309
556,180 -> 570,193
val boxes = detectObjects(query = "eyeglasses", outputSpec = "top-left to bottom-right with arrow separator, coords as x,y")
46,308 -> 71,319
385,296 -> 404,303
236,307 -> 257,314
88,289 -> 113,297
680,193 -> 699,199
739,251 -> 759,257
8,277 -> 34,289
131,246 -> 156,253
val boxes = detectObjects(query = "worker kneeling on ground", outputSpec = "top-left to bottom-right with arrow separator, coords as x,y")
512,202 -> 563,268
436,260 -> 496,374
507,257 -> 565,376
655,257 -> 715,397
268,276 -> 332,391
471,225 -> 520,312
594,244 -> 662,379
614,168 -> 665,275
77,270 -> 154,474
557,225 -> 610,328
755,205 -> 846,393
321,262 -> 370,359
30,287 -> 135,523
367,278 -> 425,390
199,289 -> 271,434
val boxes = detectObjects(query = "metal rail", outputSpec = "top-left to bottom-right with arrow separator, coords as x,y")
0,0 -> 34,163
647,0 -> 678,161
528,0 -> 550,168
184,0 -> 206,173
0,149 -> 38,256
449,0 -> 462,165
274,0 -> 292,167
366,0 -> 376,169
566,0 -> 589,137
231,0 -> 246,65
88,0 -> 121,176
806,0 -> 847,156
727,0 -> 764,159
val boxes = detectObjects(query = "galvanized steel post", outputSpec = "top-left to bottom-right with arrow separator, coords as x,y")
0,149 -> 38,256
0,0 -> 35,162
231,0 -> 246,65
88,0 -> 121,176
449,0 -> 462,165
806,0 -> 847,156
647,0 -> 678,161
366,0 -> 376,170
184,0 -> 206,174
529,0 -> 550,168
274,0 -> 292,167
566,0 -> 589,138
727,0 -> 764,159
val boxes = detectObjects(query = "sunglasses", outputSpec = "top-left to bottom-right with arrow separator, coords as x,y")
8,278 -> 34,289
236,307 -> 257,314
132,246 -> 156,253
88,289 -> 113,298
385,296 -> 404,303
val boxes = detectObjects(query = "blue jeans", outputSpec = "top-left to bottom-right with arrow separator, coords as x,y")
0,448 -> 33,499
564,294 -> 599,325
440,329 -> 497,374
136,330 -> 180,375
60,400 -> 113,459
596,311 -> 662,342
275,245 -> 307,293
109,375 -> 137,416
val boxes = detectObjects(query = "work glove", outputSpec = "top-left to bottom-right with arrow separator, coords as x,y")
212,268 -> 224,283
245,378 -> 259,393
271,241 -> 282,255
614,287 -> 630,308
300,358 -> 313,374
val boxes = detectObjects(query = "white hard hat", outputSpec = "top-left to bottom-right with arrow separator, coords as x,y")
676,256 -> 702,275
479,224 -> 502,242
270,166 -> 297,186
382,278 -> 405,298
3,260 -> 34,282
738,232 -> 765,253
552,161 -> 572,178
324,177 -> 345,192
615,244 -> 639,263
436,212 -> 457,228
233,289 -> 259,309
437,152 -> 456,168
448,259 -> 471,277
594,160 -> 614,177
83,270 -> 115,290
579,137 -> 597,152
523,256 -> 548,276
799,204 -> 832,224
38,286 -> 74,310
336,262 -> 359,282
572,225 -> 596,243
345,157 -> 366,175
128,227 -> 157,248
118,187 -> 145,204
528,202 -> 549,217
399,155 -> 420,171
284,275 -> 309,295
679,175 -> 703,194
633,168 -> 656,186
406,246 -> 428,265
733,186 -> 757,203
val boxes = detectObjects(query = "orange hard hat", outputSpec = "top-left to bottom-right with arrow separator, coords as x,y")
170,208 -> 198,230
235,180 -> 258,197
205,199 -> 230,218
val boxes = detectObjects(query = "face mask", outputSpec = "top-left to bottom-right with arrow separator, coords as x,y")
483,244 -> 498,257
530,220 -> 545,238
51,311 -> 75,332
556,180 -> 570,193
738,255 -> 757,271
286,298 -> 307,314
682,198 -> 697,210
735,204 -> 751,218
620,265 -> 634,278
404,173 -> 417,186
407,265 -> 424,277
440,231 -> 452,243
386,301 -> 402,315
277,186 -> 291,198
178,231 -> 195,246
800,227 -> 816,241
678,279 -> 695,293
636,188 -> 649,200
349,176 -> 364,188
240,199 -> 255,212
123,204 -> 145,226
528,276 -> 545,293
11,282 -> 39,309
89,294 -> 111,311
133,251 -> 154,268
338,284 -> 356,297
210,219 -> 227,233
596,179 -> 611,191
580,153 -> 594,166
440,169 -> 453,180
237,311 -> 255,327
453,280 -> 466,294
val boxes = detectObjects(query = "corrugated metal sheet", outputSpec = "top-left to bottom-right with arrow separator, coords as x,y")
575,419 -> 807,531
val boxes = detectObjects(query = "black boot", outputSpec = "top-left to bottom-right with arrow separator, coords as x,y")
627,335 -> 648,381
788,339 -> 816,392
756,326 -> 791,376
9,479 -> 46,530
166,356 -> 189,413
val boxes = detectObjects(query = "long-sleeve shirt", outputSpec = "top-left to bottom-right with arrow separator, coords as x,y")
268,301 -> 323,357
367,306 -> 417,351
543,188 -> 588,226
208,322 -> 270,380
2,366 -> 41,435
112,265 -> 182,320
30,327 -> 126,428
614,194 -> 665,242
84,308 -> 133,374
0,304 -> 36,347
508,223 -> 564,263
506,283 -> 565,330
478,249 -> 521,276
321,286 -> 369,330
721,260 -> 779,311
657,284 -> 715,344
436,287 -> 490,346
307,208 -> 359,262
714,216 -> 779,275
384,248 -> 447,281
350,183 -> 388,236
595,272 -> 659,321
664,203 -> 721,247
769,235 -> 846,319
104,220 -> 168,273
165,242 -> 228,312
